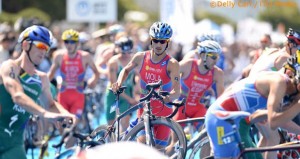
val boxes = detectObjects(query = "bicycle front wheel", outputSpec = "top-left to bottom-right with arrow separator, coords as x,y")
123,117 -> 187,159
90,124 -> 116,143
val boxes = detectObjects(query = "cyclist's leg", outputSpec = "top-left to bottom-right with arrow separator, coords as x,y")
104,91 -> 116,125
119,98 -> 131,132
205,108 -> 240,158
255,122 -> 280,159
239,118 -> 263,159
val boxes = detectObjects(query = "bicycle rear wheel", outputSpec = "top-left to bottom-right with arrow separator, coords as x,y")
123,117 -> 187,159
189,135 -> 211,159
90,124 -> 116,143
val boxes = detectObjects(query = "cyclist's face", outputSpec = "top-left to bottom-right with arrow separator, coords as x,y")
64,40 -> 78,54
204,52 -> 219,69
151,38 -> 169,55
26,41 -> 49,65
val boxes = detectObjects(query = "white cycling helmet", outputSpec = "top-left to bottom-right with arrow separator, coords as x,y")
198,40 -> 222,55
197,30 -> 222,43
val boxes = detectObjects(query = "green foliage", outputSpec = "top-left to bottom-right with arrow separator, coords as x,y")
258,2 -> 300,30
17,8 -> 50,22
118,0 -> 141,21
0,8 -> 50,25
195,10 -> 235,28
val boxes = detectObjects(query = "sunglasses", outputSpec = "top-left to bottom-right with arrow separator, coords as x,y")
64,40 -> 77,44
152,39 -> 169,44
206,53 -> 219,60
32,41 -> 50,52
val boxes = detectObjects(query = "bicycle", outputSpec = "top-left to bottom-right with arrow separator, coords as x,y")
209,110 -> 300,159
90,80 -> 187,159
172,117 -> 210,159
52,120 -> 101,159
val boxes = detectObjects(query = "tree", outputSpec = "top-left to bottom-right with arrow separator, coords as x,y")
258,2 -> 300,30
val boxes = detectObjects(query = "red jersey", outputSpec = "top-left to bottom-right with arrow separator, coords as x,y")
59,51 -> 85,93
138,51 -> 172,117
180,60 -> 214,107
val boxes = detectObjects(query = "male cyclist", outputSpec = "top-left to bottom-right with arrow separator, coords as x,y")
48,29 -> 99,117
174,40 -> 224,128
205,64 -> 300,159
0,25 -> 76,159
105,36 -> 138,132
239,28 -> 300,159
111,22 -> 180,149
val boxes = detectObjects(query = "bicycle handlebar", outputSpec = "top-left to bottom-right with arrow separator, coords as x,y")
109,86 -> 127,96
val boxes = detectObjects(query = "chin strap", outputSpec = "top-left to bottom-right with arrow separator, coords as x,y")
203,54 -> 210,70
25,41 -> 38,67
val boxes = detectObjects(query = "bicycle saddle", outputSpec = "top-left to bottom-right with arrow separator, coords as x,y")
212,110 -> 250,120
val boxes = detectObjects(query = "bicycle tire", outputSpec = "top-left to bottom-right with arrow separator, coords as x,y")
189,135 -> 211,159
90,124 -> 116,143
123,117 -> 187,159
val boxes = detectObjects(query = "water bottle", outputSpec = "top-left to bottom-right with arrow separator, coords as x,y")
124,118 -> 139,135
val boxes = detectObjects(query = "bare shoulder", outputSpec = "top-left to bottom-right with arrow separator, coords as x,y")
1,59 -> 19,73
168,57 -> 179,66
108,54 -> 119,65
213,66 -> 224,74
0,59 -> 20,84
132,52 -> 145,63
80,50 -> 91,57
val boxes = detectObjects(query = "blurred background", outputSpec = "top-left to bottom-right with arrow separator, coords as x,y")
0,0 -> 300,84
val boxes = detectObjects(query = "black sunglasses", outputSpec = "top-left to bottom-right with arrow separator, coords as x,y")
64,40 -> 76,44
152,39 -> 169,44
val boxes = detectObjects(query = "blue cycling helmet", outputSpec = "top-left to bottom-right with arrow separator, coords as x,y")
149,22 -> 173,39
198,40 -> 222,55
18,25 -> 52,46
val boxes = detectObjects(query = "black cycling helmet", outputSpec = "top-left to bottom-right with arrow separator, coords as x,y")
115,36 -> 133,53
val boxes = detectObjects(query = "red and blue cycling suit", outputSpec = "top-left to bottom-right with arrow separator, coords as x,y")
138,51 -> 172,146
58,51 -> 85,116
205,74 -> 289,158
174,60 -> 213,128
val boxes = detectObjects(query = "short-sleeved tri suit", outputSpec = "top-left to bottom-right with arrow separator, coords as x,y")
105,60 -> 135,121
205,73 -> 288,158
58,51 -> 86,117
174,60 -> 213,128
138,51 -> 173,146
0,70 -> 42,159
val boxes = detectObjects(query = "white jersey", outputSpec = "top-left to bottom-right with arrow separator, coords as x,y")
249,48 -> 280,76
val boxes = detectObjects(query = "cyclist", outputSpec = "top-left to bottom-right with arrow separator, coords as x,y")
111,22 -> 180,148
48,29 -> 99,117
238,28 -> 300,159
174,40 -> 224,128
205,66 -> 300,159
105,36 -> 138,132
0,25 -> 76,159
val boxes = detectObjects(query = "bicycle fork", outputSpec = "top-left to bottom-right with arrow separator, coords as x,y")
144,113 -> 156,147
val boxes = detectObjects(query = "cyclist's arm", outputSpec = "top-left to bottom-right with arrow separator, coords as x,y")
39,72 -> 69,114
213,66 -> 225,97
47,51 -> 62,81
0,61 -> 47,116
166,58 -> 180,102
114,52 -> 144,90
179,59 -> 192,79
84,52 -> 99,88
267,75 -> 300,129
108,56 -> 136,104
